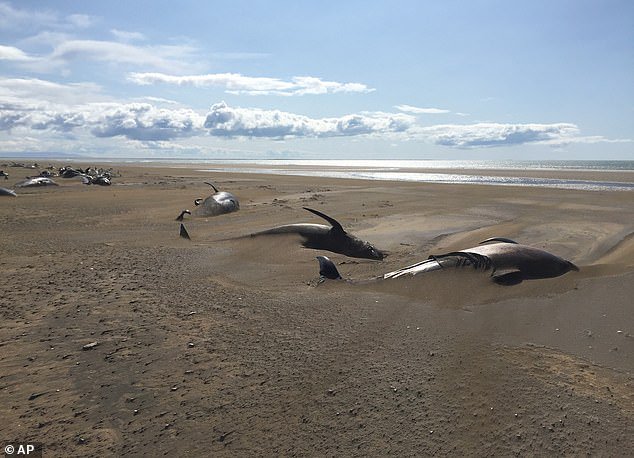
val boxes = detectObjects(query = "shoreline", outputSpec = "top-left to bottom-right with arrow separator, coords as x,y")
2,158 -> 634,190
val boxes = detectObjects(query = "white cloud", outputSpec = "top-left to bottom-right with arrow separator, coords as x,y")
0,2 -> 57,30
49,40 -> 194,71
90,103 -> 205,141
66,14 -> 94,29
0,77 -> 106,106
111,29 -> 146,42
395,104 -> 450,114
412,122 -> 581,148
2,40 -> 197,74
203,102 -> 413,138
128,72 -> 375,96
0,45 -> 36,62
139,96 -> 181,105
0,2 -> 96,32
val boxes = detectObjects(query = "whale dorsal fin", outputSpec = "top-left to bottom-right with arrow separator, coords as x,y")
479,237 -> 518,245
180,223 -> 191,240
303,207 -> 346,234
316,256 -> 342,279
204,181 -> 219,193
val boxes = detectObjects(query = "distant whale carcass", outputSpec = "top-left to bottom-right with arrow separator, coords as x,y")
253,207 -> 384,260
317,238 -> 578,285
193,182 -> 240,217
15,177 -> 58,187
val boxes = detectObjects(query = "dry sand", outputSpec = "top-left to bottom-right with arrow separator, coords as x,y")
1,162 -> 633,456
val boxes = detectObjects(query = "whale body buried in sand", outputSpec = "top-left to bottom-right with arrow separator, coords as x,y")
317,238 -> 578,285
193,182 -> 239,217
252,207 -> 384,260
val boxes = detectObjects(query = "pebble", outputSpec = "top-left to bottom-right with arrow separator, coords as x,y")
82,341 -> 98,351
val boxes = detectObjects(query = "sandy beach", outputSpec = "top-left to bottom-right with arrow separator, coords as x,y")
1,162 -> 633,456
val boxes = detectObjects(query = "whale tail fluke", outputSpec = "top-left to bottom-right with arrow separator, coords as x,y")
316,256 -> 342,280
180,223 -> 191,240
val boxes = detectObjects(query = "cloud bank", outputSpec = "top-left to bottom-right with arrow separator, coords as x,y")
0,77 -> 609,148
203,102 -> 412,137
413,123 -> 581,148
128,72 -> 375,96
0,99 -> 592,147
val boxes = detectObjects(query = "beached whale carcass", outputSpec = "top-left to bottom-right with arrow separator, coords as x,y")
193,182 -> 240,217
317,238 -> 578,285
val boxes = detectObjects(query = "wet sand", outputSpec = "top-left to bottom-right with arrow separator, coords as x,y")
1,163 -> 633,456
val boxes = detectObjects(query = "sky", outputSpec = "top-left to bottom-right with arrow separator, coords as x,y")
0,0 -> 632,160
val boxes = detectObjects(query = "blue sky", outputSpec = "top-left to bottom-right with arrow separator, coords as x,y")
0,0 -> 632,159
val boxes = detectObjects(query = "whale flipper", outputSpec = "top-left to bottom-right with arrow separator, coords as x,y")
492,270 -> 524,286
316,256 -> 342,279
303,207 -> 345,234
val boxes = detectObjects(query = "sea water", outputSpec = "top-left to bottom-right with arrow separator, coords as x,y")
191,160 -> 634,192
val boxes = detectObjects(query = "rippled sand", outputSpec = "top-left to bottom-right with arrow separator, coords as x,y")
1,163 -> 632,456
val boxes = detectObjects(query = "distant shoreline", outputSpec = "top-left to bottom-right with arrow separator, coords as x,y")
2,158 -> 633,191
2,157 -> 634,172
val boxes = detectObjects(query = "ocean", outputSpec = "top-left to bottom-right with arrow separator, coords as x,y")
185,159 -> 634,192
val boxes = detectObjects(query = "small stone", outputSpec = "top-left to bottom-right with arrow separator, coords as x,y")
187,342 -> 195,348
82,341 -> 98,351
171,386 -> 179,391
